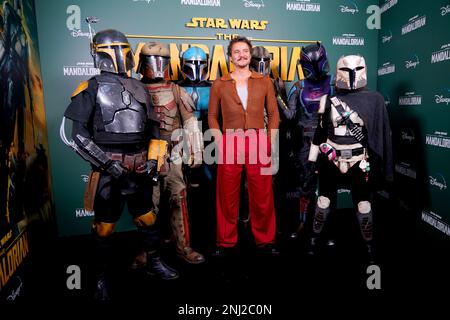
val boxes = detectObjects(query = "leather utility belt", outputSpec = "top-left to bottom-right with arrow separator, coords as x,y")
106,151 -> 147,171
335,147 -> 365,159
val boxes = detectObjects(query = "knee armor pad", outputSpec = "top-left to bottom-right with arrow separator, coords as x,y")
357,201 -> 371,214
317,196 -> 330,209
93,222 -> 116,238
134,210 -> 157,227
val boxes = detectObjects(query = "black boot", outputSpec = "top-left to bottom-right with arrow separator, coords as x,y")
365,242 -> 376,265
136,225 -> 178,279
256,243 -> 280,257
146,252 -> 179,280
356,208 -> 375,264
307,236 -> 320,256
307,203 -> 331,257
93,272 -> 110,301
93,233 -> 113,301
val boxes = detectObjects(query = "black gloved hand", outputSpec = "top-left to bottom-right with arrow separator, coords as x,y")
105,160 -> 129,179
136,159 -> 158,176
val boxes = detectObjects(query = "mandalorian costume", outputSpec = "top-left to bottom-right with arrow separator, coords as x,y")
283,42 -> 334,237
250,46 -> 288,125
138,42 -> 205,264
178,47 -> 211,131
307,55 -> 393,263
62,29 -> 177,300
178,46 -> 213,184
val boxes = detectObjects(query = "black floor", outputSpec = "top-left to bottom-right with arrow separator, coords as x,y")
4,193 -> 450,315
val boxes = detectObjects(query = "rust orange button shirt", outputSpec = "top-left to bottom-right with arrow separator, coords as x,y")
208,71 -> 279,137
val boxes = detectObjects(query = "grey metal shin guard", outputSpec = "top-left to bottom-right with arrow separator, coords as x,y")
312,196 -> 331,235
356,201 -> 373,242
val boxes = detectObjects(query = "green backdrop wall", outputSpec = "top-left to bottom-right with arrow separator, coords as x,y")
377,0 -> 450,239
35,0 -> 380,236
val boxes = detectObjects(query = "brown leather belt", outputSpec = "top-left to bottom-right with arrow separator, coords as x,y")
105,151 -> 147,171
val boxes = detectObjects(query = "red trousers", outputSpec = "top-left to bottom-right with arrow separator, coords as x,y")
216,130 -> 276,247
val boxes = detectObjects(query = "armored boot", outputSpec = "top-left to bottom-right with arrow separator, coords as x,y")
93,233 -> 112,301
307,197 -> 331,256
171,190 -> 205,264
356,201 -> 375,264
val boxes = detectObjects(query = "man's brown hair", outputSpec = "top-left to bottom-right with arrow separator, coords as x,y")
227,36 -> 252,56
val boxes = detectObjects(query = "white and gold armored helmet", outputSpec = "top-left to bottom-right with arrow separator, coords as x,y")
91,29 -> 134,74
335,55 -> 367,90
138,42 -> 171,80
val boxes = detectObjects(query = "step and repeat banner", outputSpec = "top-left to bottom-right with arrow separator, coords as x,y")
377,0 -> 450,239
34,0 -> 379,236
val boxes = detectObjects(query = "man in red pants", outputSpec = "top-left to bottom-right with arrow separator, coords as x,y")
208,36 -> 279,255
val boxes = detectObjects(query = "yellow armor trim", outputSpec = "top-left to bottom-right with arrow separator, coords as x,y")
95,42 -> 130,48
71,80 -> 89,98
277,94 -> 288,110
133,210 -> 157,227
95,45 -> 131,73
93,222 -> 116,237
148,139 -> 168,171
